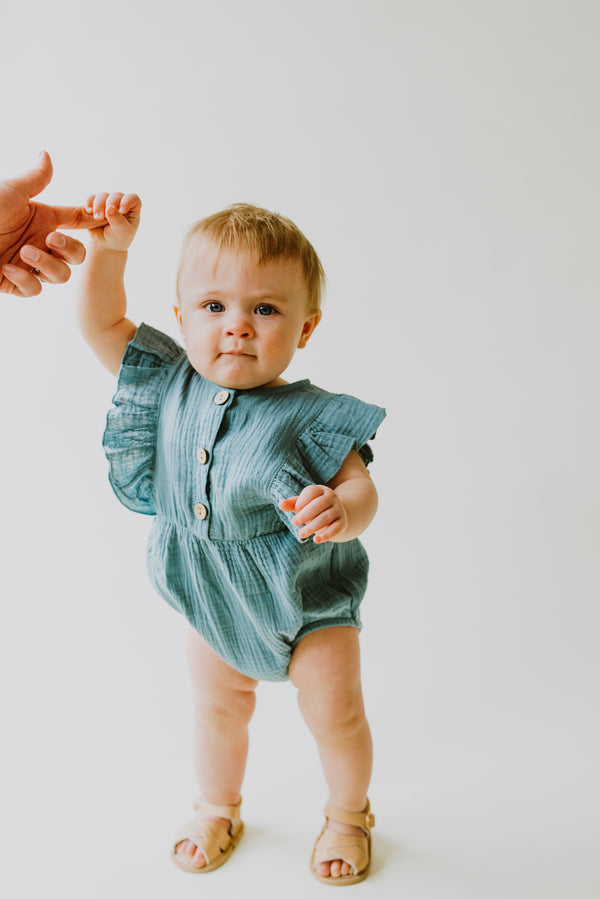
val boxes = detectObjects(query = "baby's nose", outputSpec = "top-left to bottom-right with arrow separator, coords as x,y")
225,315 -> 253,337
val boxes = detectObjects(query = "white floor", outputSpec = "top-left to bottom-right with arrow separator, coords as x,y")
2,610 -> 598,899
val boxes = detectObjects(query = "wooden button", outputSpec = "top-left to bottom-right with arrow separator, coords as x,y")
193,503 -> 208,520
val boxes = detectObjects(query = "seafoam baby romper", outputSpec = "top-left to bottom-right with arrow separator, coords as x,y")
103,324 -> 386,681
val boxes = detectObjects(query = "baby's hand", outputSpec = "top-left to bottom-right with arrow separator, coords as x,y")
86,192 -> 141,251
279,485 -> 348,544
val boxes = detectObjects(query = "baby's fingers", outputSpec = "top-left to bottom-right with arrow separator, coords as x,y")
86,190 -> 141,250
85,192 -> 141,221
279,497 -> 299,512
296,506 -> 341,541
292,484 -> 326,512
311,521 -> 345,544
104,192 -> 125,217
118,193 -> 142,220
104,193 -> 141,236
90,191 -> 110,222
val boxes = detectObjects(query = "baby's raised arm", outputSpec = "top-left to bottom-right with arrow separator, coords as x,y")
77,192 -> 141,376
279,450 -> 378,544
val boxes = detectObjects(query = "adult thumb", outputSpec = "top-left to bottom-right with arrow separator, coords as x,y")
8,150 -> 53,199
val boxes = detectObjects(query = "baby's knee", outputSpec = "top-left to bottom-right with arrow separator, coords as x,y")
298,685 -> 366,742
193,683 -> 256,728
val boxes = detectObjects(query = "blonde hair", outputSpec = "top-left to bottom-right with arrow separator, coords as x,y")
176,203 -> 325,313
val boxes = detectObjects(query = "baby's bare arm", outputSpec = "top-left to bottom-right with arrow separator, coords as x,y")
279,449 -> 378,544
77,192 -> 141,376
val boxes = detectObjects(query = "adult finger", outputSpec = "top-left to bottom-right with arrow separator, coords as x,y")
6,150 -> 53,200
1,264 -> 43,297
20,243 -> 72,285
52,203 -> 102,231
46,232 -> 87,266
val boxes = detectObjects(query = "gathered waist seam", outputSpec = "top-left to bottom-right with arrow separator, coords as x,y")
153,513 -> 289,543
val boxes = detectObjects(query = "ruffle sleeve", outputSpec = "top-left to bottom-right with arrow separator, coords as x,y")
271,393 -> 386,540
102,324 -> 184,515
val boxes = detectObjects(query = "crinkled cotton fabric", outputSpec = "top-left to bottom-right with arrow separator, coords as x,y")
103,324 -> 386,681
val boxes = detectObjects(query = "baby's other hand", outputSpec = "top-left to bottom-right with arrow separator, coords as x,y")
279,485 -> 348,544
86,192 -> 141,251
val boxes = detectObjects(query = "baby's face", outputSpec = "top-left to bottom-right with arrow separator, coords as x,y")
176,243 -> 320,389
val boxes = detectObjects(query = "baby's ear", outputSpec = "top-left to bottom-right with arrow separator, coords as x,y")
173,305 -> 183,331
298,311 -> 321,348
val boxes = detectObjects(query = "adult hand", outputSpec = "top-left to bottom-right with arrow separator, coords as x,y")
0,151 -> 97,297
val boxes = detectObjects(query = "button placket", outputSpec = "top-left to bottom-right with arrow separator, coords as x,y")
191,388 -> 234,529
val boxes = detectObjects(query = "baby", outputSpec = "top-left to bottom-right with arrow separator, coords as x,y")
78,191 -> 385,884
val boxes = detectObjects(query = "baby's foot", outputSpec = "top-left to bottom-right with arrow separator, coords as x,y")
314,818 -> 366,879
172,798 -> 244,873
312,802 -> 375,883
175,815 -> 232,869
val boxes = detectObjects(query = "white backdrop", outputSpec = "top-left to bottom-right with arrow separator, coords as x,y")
1,2 -> 598,897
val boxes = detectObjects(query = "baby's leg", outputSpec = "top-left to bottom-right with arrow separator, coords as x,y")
175,627 -> 258,869
289,626 -> 373,880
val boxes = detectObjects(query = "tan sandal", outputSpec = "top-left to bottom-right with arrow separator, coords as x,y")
311,800 -> 375,886
171,797 -> 244,873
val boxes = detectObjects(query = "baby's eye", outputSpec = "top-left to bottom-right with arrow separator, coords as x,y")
204,301 -> 224,313
256,304 -> 277,316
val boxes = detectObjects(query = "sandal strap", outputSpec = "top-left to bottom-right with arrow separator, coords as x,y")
312,829 -> 370,874
174,817 -> 230,864
323,800 -> 375,831
192,797 -> 242,826
173,797 -> 243,867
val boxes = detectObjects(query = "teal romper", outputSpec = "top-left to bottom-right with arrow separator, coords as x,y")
103,324 -> 386,681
